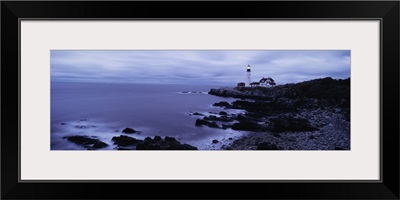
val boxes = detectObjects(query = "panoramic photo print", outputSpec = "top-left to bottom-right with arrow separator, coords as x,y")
51,50 -> 350,150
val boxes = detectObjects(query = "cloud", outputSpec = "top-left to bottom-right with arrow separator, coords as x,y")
51,50 -> 350,85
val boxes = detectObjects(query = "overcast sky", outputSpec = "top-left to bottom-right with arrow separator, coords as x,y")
51,50 -> 350,86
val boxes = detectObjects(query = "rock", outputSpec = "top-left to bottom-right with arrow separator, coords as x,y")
228,138 -> 233,140
192,112 -> 204,116
164,136 -> 176,142
267,116 -> 318,133
195,119 -> 209,126
209,87 -> 272,100
309,135 -> 316,139
75,125 -> 89,129
236,114 -> 247,121
257,142 -> 280,150
219,111 -> 228,115
221,124 -> 231,129
122,127 -> 137,134
212,140 -> 219,144
231,121 -> 261,131
203,115 -> 233,122
92,142 -> 108,149
154,136 -> 162,141
64,135 -> 108,149
117,147 -> 132,150
209,122 -> 219,128
111,135 -> 140,146
136,136 -> 197,150
207,115 -> 217,119
212,101 -> 230,107
61,123 -> 66,125
195,119 -> 219,128
136,141 -> 162,150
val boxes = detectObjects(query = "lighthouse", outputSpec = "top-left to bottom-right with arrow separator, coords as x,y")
246,65 -> 251,86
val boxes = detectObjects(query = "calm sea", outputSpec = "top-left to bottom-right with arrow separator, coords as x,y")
51,82 -> 248,150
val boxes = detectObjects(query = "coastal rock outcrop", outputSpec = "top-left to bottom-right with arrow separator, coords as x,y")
112,135 -> 198,150
136,136 -> 198,150
112,135 -> 141,146
195,119 -> 219,128
64,135 -> 108,150
206,77 -> 350,150
122,127 -> 138,134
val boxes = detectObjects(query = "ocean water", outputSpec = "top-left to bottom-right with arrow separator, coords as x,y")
51,82 -> 249,150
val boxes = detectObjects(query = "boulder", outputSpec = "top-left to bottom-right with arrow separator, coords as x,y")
164,136 -> 177,142
136,136 -> 197,150
154,136 -> 162,141
212,139 -> 219,144
64,135 -> 108,149
195,119 -> 219,128
219,111 -> 228,115
195,119 -> 209,126
122,127 -> 137,134
212,101 -> 230,107
111,135 -> 140,146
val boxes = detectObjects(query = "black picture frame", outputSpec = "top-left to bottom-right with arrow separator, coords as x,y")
1,1 -> 399,199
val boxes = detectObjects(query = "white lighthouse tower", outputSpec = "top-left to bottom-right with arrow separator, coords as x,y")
246,65 -> 251,86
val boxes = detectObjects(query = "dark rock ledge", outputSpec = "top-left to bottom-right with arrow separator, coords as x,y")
63,135 -> 108,150
112,135 -> 198,150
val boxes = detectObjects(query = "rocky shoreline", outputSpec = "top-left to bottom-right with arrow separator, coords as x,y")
201,77 -> 350,150
62,123 -> 198,150
60,77 -> 350,150
64,133 -> 198,150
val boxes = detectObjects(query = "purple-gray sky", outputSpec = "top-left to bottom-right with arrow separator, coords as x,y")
51,50 -> 350,85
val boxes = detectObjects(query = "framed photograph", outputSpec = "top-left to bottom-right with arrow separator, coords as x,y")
2,1 -> 399,199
